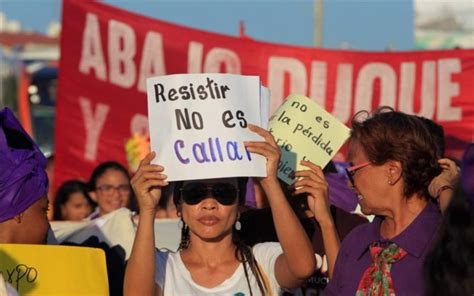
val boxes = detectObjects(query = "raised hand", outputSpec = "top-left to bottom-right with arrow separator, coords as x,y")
428,158 -> 460,198
130,152 -> 168,214
293,160 -> 331,223
244,124 -> 281,186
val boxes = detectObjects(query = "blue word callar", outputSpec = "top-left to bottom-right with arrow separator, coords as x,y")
174,138 -> 252,164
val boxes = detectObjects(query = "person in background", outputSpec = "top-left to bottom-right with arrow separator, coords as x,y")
88,161 -> 136,219
418,115 -> 460,213
423,142 -> 474,295
423,184 -> 474,296
325,107 -> 443,295
124,125 -> 316,295
70,162 -> 137,294
0,107 -> 49,244
428,158 -> 460,213
53,180 -> 95,221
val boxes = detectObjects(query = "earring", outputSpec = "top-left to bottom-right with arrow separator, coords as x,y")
178,218 -> 184,229
357,194 -> 364,202
235,220 -> 242,231
388,179 -> 393,185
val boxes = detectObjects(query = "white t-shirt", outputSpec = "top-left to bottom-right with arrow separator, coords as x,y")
155,242 -> 283,295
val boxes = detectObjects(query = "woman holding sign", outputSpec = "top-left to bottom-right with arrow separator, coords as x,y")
124,124 -> 316,295
325,108 -> 443,295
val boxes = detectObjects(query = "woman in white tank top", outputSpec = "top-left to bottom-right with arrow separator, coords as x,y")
124,125 -> 323,295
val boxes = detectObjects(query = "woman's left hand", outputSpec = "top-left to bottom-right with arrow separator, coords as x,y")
244,124 -> 280,186
293,160 -> 332,223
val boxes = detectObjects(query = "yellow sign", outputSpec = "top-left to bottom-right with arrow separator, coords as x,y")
269,94 -> 350,184
0,244 -> 108,295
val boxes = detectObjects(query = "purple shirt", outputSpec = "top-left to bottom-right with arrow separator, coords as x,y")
325,202 -> 441,296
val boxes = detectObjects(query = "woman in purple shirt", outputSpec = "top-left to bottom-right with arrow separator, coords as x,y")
325,107 -> 443,296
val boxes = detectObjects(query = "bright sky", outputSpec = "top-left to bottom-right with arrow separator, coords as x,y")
0,0 -> 415,50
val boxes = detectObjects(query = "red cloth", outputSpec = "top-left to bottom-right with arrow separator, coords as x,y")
356,243 -> 407,296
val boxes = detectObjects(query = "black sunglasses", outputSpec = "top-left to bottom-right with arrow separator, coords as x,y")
180,182 -> 239,206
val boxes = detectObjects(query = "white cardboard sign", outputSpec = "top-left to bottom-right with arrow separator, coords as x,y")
146,74 -> 267,181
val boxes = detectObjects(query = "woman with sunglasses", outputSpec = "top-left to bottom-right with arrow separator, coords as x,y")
325,107 -> 443,295
124,124 -> 316,295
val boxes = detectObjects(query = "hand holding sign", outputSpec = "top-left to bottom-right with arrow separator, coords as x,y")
293,160 -> 332,223
131,152 -> 167,214
244,124 -> 281,186
269,94 -> 351,184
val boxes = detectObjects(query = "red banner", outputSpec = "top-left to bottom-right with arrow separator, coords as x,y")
56,0 -> 474,188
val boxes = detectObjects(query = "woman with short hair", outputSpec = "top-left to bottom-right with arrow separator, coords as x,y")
325,107 -> 443,295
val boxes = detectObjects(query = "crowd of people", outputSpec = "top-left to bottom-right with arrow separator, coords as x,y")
1,105 -> 473,295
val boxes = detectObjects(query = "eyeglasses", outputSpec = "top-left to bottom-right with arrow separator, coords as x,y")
180,183 -> 239,206
345,162 -> 371,187
96,184 -> 131,195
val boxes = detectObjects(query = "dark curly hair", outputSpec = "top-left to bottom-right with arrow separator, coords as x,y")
350,107 -> 442,199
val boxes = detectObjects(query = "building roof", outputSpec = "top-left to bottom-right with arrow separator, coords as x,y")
0,32 -> 58,47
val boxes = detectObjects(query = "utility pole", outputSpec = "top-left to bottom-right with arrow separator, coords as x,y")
314,0 -> 324,47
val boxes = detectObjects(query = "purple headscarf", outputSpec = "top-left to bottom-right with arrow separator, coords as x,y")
0,108 -> 48,222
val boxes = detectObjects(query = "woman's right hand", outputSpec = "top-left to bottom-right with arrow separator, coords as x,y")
130,152 -> 168,214
293,160 -> 332,224
245,124 -> 281,187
